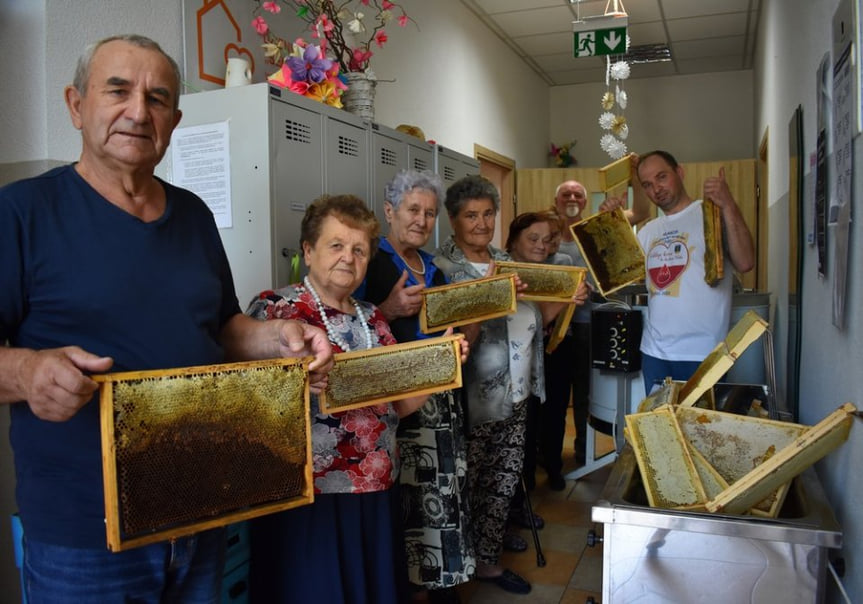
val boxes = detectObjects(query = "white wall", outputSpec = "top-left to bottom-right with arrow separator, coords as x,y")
757,1 -> 863,601
371,0 -> 550,168
550,70 -> 755,167
0,0 -> 47,163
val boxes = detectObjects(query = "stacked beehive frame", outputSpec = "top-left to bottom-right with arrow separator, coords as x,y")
623,311 -> 856,516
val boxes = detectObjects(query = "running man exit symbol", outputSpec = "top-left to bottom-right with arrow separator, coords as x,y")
573,26 -> 627,57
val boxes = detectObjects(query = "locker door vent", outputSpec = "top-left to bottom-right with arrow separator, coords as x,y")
379,147 -> 397,166
413,158 -> 429,171
284,119 -> 312,144
443,166 -> 456,182
338,135 -> 360,157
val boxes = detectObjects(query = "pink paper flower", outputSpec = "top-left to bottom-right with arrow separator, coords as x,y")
252,16 -> 269,35
253,0 -> 415,80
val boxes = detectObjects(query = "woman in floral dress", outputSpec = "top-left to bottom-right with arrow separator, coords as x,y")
246,195 -> 452,604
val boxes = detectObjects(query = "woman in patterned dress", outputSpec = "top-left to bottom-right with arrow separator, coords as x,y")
246,195 -> 467,604
433,177 -> 588,596
358,170 -> 474,603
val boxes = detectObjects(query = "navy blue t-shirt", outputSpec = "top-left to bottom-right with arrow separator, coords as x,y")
0,165 -> 241,547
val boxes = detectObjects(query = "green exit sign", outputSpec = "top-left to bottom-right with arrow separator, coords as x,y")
573,26 -> 627,57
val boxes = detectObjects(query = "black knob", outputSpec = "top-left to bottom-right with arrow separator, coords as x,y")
586,529 -> 603,547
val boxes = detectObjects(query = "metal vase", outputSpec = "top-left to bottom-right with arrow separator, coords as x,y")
342,71 -> 376,120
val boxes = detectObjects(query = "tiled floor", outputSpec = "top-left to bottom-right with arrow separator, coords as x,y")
456,417 -> 616,604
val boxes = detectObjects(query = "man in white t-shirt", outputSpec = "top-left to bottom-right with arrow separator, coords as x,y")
631,150 -> 755,393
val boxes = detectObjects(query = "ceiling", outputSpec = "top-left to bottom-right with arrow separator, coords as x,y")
460,0 -> 761,86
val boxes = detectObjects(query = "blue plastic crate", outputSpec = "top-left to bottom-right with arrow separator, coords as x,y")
10,514 -> 27,603
223,522 -> 250,575
221,560 -> 250,604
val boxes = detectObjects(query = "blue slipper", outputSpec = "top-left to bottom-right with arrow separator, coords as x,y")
476,569 -> 531,594
503,532 -> 528,552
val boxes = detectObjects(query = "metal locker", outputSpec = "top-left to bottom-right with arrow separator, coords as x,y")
160,83 -> 372,306
370,123 -> 408,224
322,112 -> 370,202
270,93 -> 325,293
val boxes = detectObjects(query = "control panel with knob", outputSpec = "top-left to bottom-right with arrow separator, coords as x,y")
590,308 -> 643,372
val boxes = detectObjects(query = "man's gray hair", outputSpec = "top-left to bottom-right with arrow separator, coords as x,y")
384,169 -> 445,213
73,34 -> 182,110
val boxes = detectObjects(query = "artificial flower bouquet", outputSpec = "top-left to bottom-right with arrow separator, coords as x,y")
252,0 -> 414,107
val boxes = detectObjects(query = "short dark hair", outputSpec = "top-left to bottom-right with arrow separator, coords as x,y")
505,212 -> 554,253
637,150 -> 679,171
444,174 -> 500,218
300,195 -> 380,255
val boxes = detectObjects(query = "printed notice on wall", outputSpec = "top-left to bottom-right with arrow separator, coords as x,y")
170,121 -> 232,229
830,43 -> 853,226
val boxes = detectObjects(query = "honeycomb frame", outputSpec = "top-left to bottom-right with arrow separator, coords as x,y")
95,358 -> 312,551
493,261 -> 587,302
319,335 -> 464,413
419,274 -> 516,334
570,207 -> 646,296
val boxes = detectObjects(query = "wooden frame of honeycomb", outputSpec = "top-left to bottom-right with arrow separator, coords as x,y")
676,405 -> 804,516
624,404 -> 707,509
318,335 -> 464,414
570,207 -> 646,296
545,303 -> 576,354
597,153 -> 632,192
493,261 -> 587,302
95,358 -> 312,552
678,310 -> 768,407
702,198 -> 725,286
705,403 -> 856,515
419,274 -> 516,334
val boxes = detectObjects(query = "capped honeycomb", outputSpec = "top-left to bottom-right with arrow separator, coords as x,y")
98,358 -> 311,551
570,207 -> 646,296
494,261 -> 587,301
420,274 -> 516,333
320,335 -> 463,413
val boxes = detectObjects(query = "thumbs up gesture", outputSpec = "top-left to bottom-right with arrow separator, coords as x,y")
377,270 -> 427,320
703,167 -> 735,210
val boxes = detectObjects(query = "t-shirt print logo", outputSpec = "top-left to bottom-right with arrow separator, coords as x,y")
646,239 -> 689,290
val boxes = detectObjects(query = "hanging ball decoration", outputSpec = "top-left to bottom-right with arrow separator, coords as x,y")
617,89 -> 628,110
601,91 -> 615,111
599,112 -> 616,130
609,61 -> 630,81
601,134 -> 628,159
612,117 -> 629,140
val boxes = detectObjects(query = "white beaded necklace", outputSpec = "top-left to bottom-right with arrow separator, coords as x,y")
303,276 -> 373,351
391,240 -> 426,275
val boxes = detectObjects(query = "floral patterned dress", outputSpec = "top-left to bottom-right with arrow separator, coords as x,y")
246,282 -> 399,494
362,239 -> 475,590
246,282 -> 410,604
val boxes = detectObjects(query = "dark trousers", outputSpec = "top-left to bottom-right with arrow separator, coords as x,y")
540,323 -> 591,475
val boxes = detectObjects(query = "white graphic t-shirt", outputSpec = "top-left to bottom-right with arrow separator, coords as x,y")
637,200 -> 732,361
